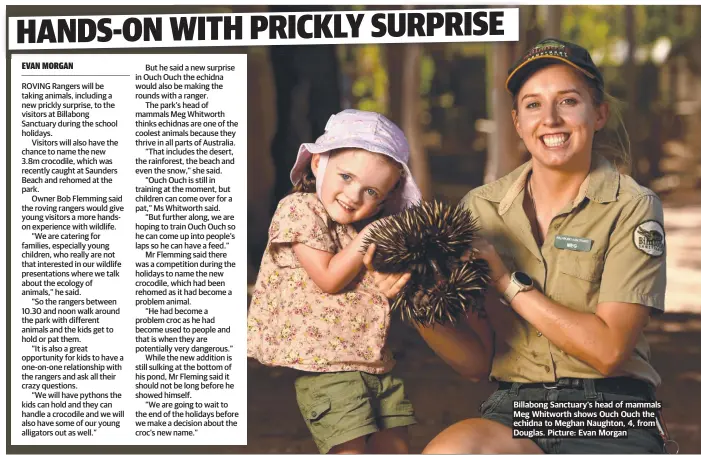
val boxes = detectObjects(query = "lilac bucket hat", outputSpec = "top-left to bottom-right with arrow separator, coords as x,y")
290,109 -> 422,215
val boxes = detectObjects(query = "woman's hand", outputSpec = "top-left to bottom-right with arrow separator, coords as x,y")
363,243 -> 411,300
463,238 -> 511,294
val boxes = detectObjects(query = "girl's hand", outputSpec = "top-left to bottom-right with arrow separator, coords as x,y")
462,238 -> 511,293
363,244 -> 411,300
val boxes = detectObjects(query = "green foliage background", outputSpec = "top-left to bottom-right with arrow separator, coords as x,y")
340,6 -> 700,112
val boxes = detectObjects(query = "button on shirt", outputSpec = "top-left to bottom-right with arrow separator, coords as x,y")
462,155 -> 666,387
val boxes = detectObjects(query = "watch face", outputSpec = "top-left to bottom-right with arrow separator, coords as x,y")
514,271 -> 533,286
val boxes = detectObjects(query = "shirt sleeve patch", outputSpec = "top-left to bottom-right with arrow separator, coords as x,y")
633,220 -> 665,257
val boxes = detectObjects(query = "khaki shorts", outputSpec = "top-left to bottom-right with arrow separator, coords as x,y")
295,371 -> 417,454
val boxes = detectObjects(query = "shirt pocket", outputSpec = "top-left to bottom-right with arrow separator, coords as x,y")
305,397 -> 332,424
555,252 -> 604,312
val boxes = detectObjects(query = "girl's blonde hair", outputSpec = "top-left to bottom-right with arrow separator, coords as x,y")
290,166 -> 318,194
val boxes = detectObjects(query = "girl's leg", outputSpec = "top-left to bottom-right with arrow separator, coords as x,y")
367,426 -> 410,454
328,435 -> 368,454
423,418 -> 543,454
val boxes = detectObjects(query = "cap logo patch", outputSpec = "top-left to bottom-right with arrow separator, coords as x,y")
524,41 -> 569,60
633,220 -> 665,257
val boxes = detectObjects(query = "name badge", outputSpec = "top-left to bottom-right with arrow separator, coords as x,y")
554,235 -> 592,252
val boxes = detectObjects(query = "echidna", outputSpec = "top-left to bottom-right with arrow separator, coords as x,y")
363,200 -> 490,326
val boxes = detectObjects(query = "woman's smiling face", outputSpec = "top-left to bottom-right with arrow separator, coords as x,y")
512,64 -> 608,172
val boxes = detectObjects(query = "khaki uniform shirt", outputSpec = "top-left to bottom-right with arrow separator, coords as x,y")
462,155 -> 666,387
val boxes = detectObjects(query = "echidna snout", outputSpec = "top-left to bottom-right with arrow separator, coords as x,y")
427,258 -> 447,284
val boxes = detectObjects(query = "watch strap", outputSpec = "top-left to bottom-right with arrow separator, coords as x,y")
503,279 -> 521,304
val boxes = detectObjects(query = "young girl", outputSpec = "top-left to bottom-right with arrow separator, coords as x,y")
248,109 -> 422,454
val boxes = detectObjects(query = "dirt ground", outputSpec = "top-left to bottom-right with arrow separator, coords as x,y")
239,204 -> 701,454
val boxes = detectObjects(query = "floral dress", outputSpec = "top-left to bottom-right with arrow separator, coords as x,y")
247,192 -> 394,373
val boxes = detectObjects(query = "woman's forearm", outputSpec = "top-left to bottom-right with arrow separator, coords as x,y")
415,311 -> 493,382
500,275 -> 649,375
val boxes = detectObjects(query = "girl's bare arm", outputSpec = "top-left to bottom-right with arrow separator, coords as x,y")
292,225 -> 373,294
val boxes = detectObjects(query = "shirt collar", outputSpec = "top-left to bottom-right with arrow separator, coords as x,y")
583,153 -> 620,204
473,153 -> 620,216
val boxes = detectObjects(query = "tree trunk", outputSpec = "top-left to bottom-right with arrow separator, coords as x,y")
625,5 -> 639,179
386,44 -> 404,125
544,6 -> 562,39
401,43 -> 431,199
485,43 -> 522,183
520,5 -> 540,54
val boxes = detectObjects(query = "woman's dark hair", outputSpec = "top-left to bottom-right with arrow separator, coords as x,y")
511,65 -> 632,171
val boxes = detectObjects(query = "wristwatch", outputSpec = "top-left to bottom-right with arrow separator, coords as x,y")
501,271 -> 534,305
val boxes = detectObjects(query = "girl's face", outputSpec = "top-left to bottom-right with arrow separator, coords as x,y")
512,64 -> 608,172
312,148 -> 401,225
